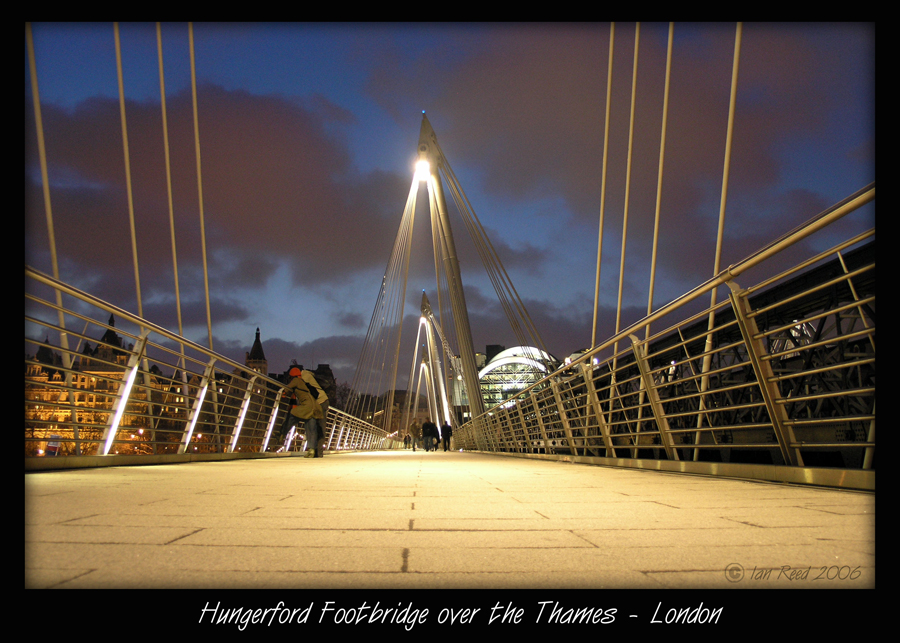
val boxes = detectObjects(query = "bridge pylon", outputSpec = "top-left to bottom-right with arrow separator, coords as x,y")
416,113 -> 486,420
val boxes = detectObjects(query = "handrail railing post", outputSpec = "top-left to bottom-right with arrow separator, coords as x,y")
550,378 -> 578,455
727,281 -> 798,466
99,330 -> 150,456
229,374 -> 258,453
178,358 -> 217,455
579,362 -> 615,457
261,388 -> 284,453
629,335 -> 678,461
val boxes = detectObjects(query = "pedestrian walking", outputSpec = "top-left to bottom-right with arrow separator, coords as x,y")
442,421 -> 453,451
409,419 -> 422,452
422,419 -> 438,452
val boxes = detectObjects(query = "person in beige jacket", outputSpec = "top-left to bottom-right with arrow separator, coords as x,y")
301,368 -> 329,452
285,367 -> 324,458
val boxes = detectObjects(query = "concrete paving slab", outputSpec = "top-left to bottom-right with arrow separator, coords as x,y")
26,450 -> 874,594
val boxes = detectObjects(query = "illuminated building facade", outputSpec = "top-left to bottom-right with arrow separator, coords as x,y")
25,316 -> 160,455
25,323 -> 276,456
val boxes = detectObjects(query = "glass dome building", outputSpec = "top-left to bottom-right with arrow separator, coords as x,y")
478,346 -> 558,409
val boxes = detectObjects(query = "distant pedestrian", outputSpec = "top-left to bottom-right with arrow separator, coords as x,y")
404,433 -> 411,449
409,420 -> 422,452
422,419 -> 438,452
441,421 -> 453,451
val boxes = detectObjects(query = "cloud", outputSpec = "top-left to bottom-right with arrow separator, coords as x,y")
26,23 -> 873,401
25,84 -> 416,319
365,23 -> 873,299
333,310 -> 366,330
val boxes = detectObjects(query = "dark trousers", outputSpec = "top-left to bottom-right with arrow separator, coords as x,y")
275,410 -> 296,449
317,401 -> 330,449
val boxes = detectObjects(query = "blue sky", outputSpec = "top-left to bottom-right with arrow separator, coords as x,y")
25,22 -> 875,388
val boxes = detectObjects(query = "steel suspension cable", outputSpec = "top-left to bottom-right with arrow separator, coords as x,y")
645,22 -> 674,340
189,22 -> 214,350
156,23 -> 184,342
26,24 -> 69,355
447,179 -> 521,343
347,277 -> 387,419
612,22 -> 641,368
441,168 -> 537,368
370,222 -> 408,406
440,155 -> 549,360
710,21 -> 742,313
114,23 -> 143,320
382,181 -> 419,432
592,22 -> 615,349
435,152 -> 555,395
623,22 -> 676,452
694,22 -> 743,460
116,23 -> 167,450
347,176 -> 419,425
27,23 -> 76,454
156,22 -> 190,424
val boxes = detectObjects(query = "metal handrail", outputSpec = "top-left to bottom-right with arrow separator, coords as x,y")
550,185 -> 872,394
457,185 -> 875,487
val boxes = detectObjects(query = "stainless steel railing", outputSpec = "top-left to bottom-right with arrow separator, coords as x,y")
456,185 -> 875,486
25,268 -> 392,461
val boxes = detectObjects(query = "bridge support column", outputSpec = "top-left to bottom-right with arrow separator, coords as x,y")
727,281 -> 799,466
418,117 -> 485,422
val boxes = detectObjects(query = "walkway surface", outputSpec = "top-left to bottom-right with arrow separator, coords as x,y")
25,449 -> 874,592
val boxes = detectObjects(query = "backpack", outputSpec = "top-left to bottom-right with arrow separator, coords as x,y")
305,373 -> 326,402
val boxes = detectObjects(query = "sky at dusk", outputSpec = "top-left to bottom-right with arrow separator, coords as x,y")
24,22 -> 875,389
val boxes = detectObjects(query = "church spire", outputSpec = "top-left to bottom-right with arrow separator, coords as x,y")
246,327 -> 268,374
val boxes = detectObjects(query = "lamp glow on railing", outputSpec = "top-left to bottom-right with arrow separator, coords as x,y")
263,395 -> 282,452
102,364 -> 140,455
184,384 -> 209,445
231,395 -> 252,452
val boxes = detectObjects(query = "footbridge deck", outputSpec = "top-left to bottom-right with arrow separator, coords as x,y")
26,449 -> 873,591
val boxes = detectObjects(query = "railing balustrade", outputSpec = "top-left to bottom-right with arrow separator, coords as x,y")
25,269 -> 392,462
456,185 -> 875,489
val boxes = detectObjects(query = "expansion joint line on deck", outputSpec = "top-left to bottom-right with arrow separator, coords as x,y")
165,528 -> 204,545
